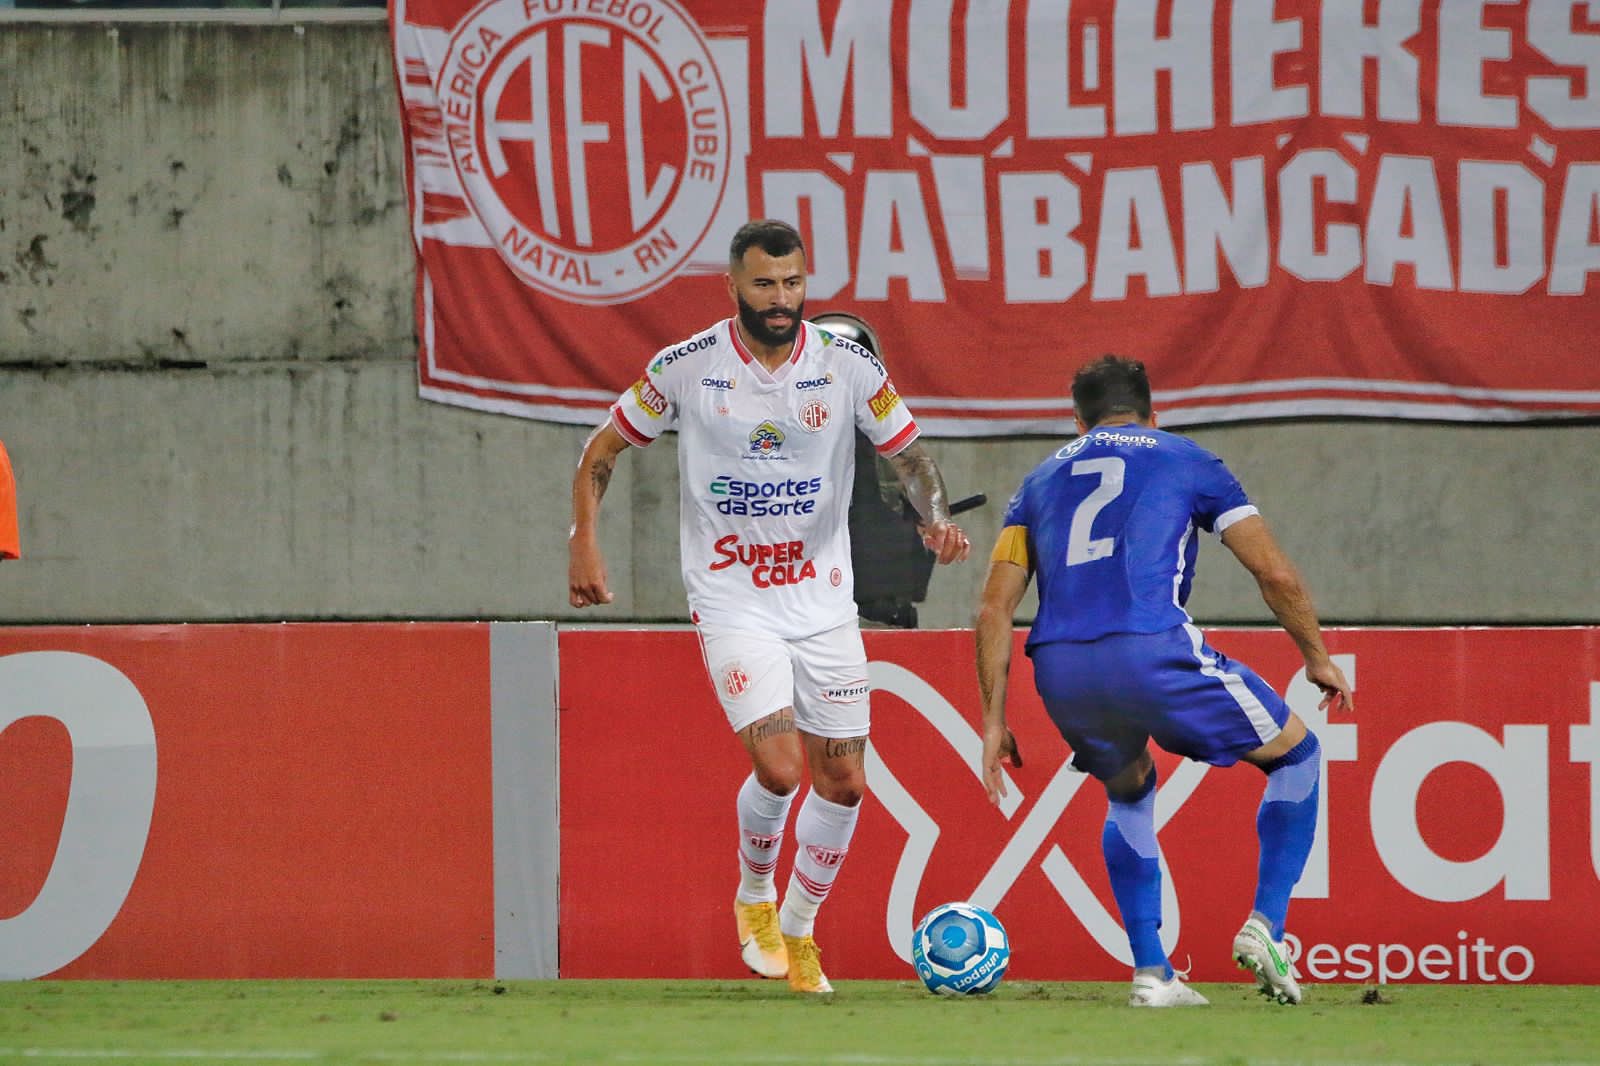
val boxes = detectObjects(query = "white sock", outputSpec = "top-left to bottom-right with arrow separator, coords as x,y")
736,774 -> 794,904
779,790 -> 861,938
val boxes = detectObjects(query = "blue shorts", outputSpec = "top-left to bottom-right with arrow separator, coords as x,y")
1029,623 -> 1289,781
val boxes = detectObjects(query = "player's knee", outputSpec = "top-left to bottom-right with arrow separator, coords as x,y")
1244,713 -> 1313,770
810,761 -> 867,806
754,759 -> 804,795
1260,728 -> 1320,776
813,778 -> 864,807
1104,750 -> 1156,802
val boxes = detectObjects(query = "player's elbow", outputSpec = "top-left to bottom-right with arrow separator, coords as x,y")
974,598 -> 1013,633
1254,563 -> 1304,602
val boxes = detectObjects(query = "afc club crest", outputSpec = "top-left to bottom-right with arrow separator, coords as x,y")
436,0 -> 730,304
799,399 -> 830,432
722,663 -> 749,698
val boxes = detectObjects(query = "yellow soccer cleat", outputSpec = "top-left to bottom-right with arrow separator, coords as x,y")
783,933 -> 834,995
735,900 -> 788,979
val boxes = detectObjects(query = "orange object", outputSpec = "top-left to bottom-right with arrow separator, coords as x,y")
0,440 -> 17,560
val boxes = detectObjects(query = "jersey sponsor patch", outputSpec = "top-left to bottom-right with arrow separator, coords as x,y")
1088,428 -> 1158,448
650,333 -> 717,374
748,420 -> 786,455
1055,436 -> 1090,460
869,380 -> 902,421
708,534 -> 818,588
708,473 -> 823,516
821,331 -> 885,376
631,377 -> 668,417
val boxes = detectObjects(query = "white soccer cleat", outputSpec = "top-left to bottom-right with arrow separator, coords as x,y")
735,899 -> 789,979
1233,917 -> 1303,1005
1129,969 -> 1208,1007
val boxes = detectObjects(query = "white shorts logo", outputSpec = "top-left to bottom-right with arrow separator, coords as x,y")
821,679 -> 870,704
437,0 -> 730,305
722,663 -> 750,699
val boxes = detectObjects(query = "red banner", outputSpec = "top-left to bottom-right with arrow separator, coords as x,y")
560,627 -> 1600,984
0,625 -> 495,979
391,1 -> 1600,433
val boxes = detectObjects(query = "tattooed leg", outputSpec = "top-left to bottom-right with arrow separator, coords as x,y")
741,708 -> 803,795
803,731 -> 869,807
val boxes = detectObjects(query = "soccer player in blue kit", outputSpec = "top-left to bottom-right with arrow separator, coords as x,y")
974,355 -> 1353,1008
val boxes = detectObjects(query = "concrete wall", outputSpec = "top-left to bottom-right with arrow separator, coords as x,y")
2,21 -> 1596,627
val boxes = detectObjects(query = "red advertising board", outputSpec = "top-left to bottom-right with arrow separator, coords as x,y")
559,626 -> 1600,984
392,1 -> 1600,432
7,623 -> 1596,984
0,625 -> 496,979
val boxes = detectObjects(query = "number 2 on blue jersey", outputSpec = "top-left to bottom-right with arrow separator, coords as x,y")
1065,457 -> 1125,566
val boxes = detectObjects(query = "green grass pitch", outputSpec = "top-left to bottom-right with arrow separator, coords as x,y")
1,979 -> 1597,1065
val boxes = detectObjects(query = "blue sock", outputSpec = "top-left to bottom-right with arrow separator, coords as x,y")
1102,769 -> 1169,978
1253,731 -> 1322,941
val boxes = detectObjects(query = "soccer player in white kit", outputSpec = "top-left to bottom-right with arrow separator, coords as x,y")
569,220 -> 971,994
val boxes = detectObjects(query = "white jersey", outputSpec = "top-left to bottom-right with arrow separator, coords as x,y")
610,317 -> 920,639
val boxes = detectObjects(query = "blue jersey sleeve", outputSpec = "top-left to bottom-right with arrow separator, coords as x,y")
1191,454 -> 1253,533
1001,480 -> 1031,529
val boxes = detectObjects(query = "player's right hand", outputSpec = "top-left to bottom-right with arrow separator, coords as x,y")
981,724 -> 1022,805
921,519 -> 972,565
568,537 -> 614,608
1305,657 -> 1354,714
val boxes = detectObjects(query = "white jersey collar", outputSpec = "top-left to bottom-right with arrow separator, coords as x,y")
727,319 -> 808,385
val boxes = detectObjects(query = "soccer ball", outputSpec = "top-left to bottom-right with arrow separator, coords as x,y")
910,901 -> 1010,995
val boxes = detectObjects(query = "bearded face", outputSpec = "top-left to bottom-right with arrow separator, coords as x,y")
736,291 -> 805,348
727,245 -> 807,352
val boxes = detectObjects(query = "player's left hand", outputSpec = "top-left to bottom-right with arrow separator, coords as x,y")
922,519 -> 971,564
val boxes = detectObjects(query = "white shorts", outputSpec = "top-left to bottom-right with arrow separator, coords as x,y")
695,619 -> 871,738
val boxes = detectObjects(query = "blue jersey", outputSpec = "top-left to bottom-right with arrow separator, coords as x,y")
1001,425 -> 1258,648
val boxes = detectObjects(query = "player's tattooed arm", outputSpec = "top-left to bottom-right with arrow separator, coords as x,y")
890,440 -> 971,565
568,421 -> 633,607
571,421 -> 632,525
588,453 -> 615,501
887,440 -> 952,526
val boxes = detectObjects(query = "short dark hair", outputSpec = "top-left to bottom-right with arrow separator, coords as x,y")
1071,355 -> 1153,427
729,219 -> 805,269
